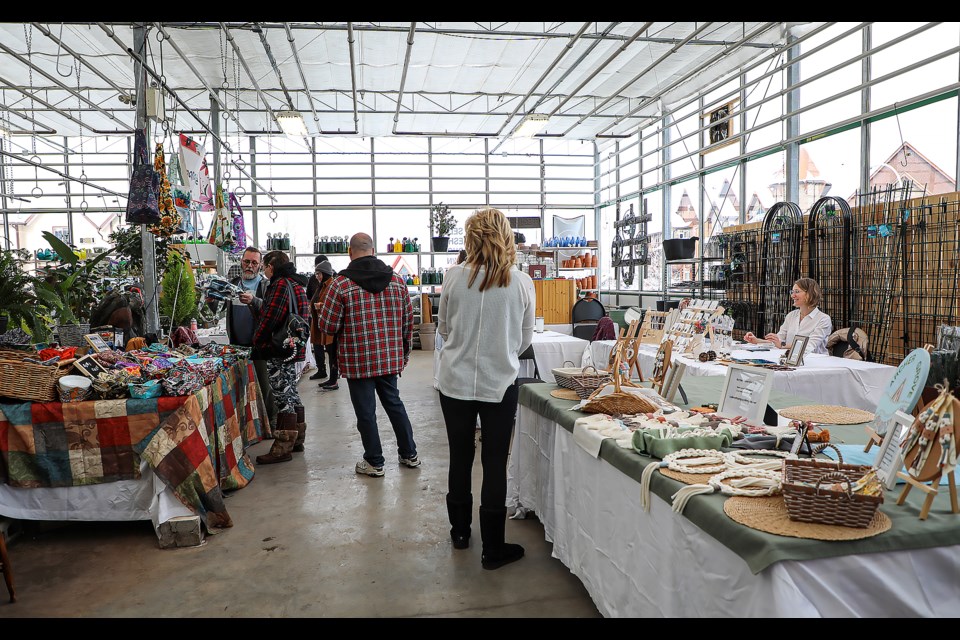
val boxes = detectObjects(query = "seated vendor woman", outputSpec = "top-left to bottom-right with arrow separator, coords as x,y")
743,278 -> 833,355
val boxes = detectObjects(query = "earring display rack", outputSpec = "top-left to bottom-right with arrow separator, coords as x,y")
758,202 -> 804,337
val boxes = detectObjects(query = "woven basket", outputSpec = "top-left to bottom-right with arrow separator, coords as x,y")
581,349 -> 658,415
782,444 -> 883,528
551,361 -> 582,390
569,366 -> 613,400
56,323 -> 91,348
0,357 -> 77,403
0,346 -> 37,361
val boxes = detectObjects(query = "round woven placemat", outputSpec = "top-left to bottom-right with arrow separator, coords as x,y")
778,405 -> 874,425
659,468 -> 715,485
550,388 -> 581,401
723,495 -> 891,540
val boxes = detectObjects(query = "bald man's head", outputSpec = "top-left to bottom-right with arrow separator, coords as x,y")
349,233 -> 375,257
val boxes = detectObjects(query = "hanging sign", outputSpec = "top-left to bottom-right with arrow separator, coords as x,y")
178,134 -> 205,204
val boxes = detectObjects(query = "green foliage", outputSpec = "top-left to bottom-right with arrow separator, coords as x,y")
108,224 -> 171,277
0,247 -> 45,338
33,231 -> 116,327
159,251 -> 197,328
430,202 -> 456,237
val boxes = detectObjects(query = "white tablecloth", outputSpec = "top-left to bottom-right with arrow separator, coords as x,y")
584,341 -> 896,412
507,404 -> 960,617
433,330 -> 589,387
0,460 -> 193,531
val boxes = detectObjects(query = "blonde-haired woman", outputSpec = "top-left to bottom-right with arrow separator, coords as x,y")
744,277 -> 833,355
436,207 -> 535,570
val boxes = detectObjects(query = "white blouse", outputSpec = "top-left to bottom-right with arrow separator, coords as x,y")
776,308 -> 833,355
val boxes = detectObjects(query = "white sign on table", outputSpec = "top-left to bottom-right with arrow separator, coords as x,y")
874,410 -> 915,490
717,363 -> 774,425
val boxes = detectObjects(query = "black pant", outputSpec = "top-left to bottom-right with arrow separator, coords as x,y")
312,344 -> 327,374
439,385 -> 519,509
325,339 -> 339,381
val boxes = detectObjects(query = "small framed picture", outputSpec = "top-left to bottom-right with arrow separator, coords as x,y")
717,363 -> 775,425
784,334 -> 810,367
73,354 -> 108,378
83,333 -> 111,353
874,410 -> 914,490
528,264 -> 547,280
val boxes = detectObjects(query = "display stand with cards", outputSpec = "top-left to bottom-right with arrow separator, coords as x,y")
863,347 -> 931,454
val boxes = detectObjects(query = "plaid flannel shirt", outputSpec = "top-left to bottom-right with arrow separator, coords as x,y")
251,274 -> 310,361
316,272 -> 412,379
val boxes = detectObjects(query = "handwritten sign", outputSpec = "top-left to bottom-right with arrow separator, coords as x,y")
717,363 -> 774,425
874,410 -> 914,490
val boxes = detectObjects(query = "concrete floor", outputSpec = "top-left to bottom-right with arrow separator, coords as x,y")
1,350 -> 601,618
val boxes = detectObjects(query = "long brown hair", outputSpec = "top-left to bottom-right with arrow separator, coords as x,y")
464,207 -> 515,291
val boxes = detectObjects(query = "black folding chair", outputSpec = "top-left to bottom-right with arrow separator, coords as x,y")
515,344 -> 544,386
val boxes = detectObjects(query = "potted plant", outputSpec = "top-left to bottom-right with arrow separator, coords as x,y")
429,202 -> 456,252
32,231 -> 117,346
0,247 -> 39,336
159,250 -> 197,332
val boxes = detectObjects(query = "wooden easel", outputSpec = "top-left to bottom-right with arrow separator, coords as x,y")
650,339 -> 674,395
607,320 -> 645,382
864,344 -> 934,454
639,309 -> 667,345
896,395 -> 960,520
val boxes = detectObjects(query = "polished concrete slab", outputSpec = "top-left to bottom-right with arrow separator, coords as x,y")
2,350 -> 601,618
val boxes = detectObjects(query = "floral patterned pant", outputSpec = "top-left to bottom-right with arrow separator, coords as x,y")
267,358 -> 303,415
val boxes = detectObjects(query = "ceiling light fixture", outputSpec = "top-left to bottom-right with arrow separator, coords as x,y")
510,113 -> 550,139
276,110 -> 308,138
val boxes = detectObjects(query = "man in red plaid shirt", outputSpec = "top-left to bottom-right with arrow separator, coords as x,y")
316,232 -> 420,477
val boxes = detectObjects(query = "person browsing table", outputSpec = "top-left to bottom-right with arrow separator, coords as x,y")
743,277 -> 833,355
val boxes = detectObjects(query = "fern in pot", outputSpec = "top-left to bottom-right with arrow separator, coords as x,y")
33,231 -> 116,346
0,247 -> 41,338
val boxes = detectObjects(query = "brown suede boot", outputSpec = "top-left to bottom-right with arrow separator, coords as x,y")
256,413 -> 297,465
293,406 -> 306,452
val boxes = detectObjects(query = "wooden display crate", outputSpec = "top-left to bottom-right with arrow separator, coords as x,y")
533,279 -> 575,324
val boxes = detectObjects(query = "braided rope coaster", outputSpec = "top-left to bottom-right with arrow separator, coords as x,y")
724,495 -> 892,541
778,405 -> 874,425
550,388 -> 581,401
659,468 -> 715,485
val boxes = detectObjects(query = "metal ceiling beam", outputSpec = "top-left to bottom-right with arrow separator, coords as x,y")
392,23 -> 417,134
220,22 -> 282,135
252,22 -> 297,111
283,22 -> 321,132
560,21 -> 715,136
347,22 -> 359,133
0,104 -> 56,135
548,22 -> 654,117
153,22 -> 247,134
125,22 -> 781,48
0,40 -> 132,131
597,21 -> 778,136
33,23 -> 127,97
0,148 -> 125,197
0,73 -> 123,134
97,22 -> 275,202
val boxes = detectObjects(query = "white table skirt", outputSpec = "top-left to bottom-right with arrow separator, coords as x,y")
507,404 -> 960,617
433,330 -> 589,387
584,341 -> 896,411
0,459 -> 194,531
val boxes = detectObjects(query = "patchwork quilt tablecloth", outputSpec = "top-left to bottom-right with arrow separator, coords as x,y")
0,360 -> 267,530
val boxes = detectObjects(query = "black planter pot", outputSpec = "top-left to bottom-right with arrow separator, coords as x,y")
663,237 -> 699,261
0,315 -> 8,334
431,236 -> 450,252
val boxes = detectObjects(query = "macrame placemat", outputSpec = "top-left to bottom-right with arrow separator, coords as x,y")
550,388 -> 581,401
778,405 -> 875,425
659,468 -> 715,485
724,495 -> 891,541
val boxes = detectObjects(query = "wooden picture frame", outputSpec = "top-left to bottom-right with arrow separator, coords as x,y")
700,98 -> 740,154
73,354 -> 107,378
528,264 -> 547,280
784,334 -> 809,367
874,410 -> 914,491
83,333 -> 111,353
717,363 -> 775,425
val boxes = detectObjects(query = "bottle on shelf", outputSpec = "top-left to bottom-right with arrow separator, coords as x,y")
394,237 -> 402,253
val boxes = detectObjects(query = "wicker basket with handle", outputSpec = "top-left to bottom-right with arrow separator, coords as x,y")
782,443 -> 883,528
0,357 -> 77,403
580,348 -> 658,415
569,366 -> 613,400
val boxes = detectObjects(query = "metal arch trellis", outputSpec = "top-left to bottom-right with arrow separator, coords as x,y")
807,196 -> 852,331
757,201 -> 803,337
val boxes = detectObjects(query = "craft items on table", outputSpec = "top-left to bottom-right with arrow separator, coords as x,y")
863,346 -> 930,453
779,404 -> 874,425
895,383 -> 960,520
671,467 -> 785,514
781,444 -> 884,528
723,495 -> 893,541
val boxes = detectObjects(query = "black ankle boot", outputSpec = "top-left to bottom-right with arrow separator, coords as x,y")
479,506 -> 524,569
446,493 -> 472,549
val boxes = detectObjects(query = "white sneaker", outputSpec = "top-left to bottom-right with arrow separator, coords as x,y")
355,459 -> 385,477
399,455 -> 421,468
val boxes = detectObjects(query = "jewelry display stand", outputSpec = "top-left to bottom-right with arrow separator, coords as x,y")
863,346 -> 932,454
896,394 -> 960,520
607,319 -> 645,382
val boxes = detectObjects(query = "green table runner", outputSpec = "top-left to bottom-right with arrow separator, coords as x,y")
518,377 -> 960,574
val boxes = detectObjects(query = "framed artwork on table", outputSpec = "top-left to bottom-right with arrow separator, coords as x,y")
874,410 -> 915,490
717,363 -> 775,425
784,334 -> 810,367
83,333 -> 111,353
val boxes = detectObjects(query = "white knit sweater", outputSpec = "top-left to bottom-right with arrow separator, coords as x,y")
437,264 -> 535,402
